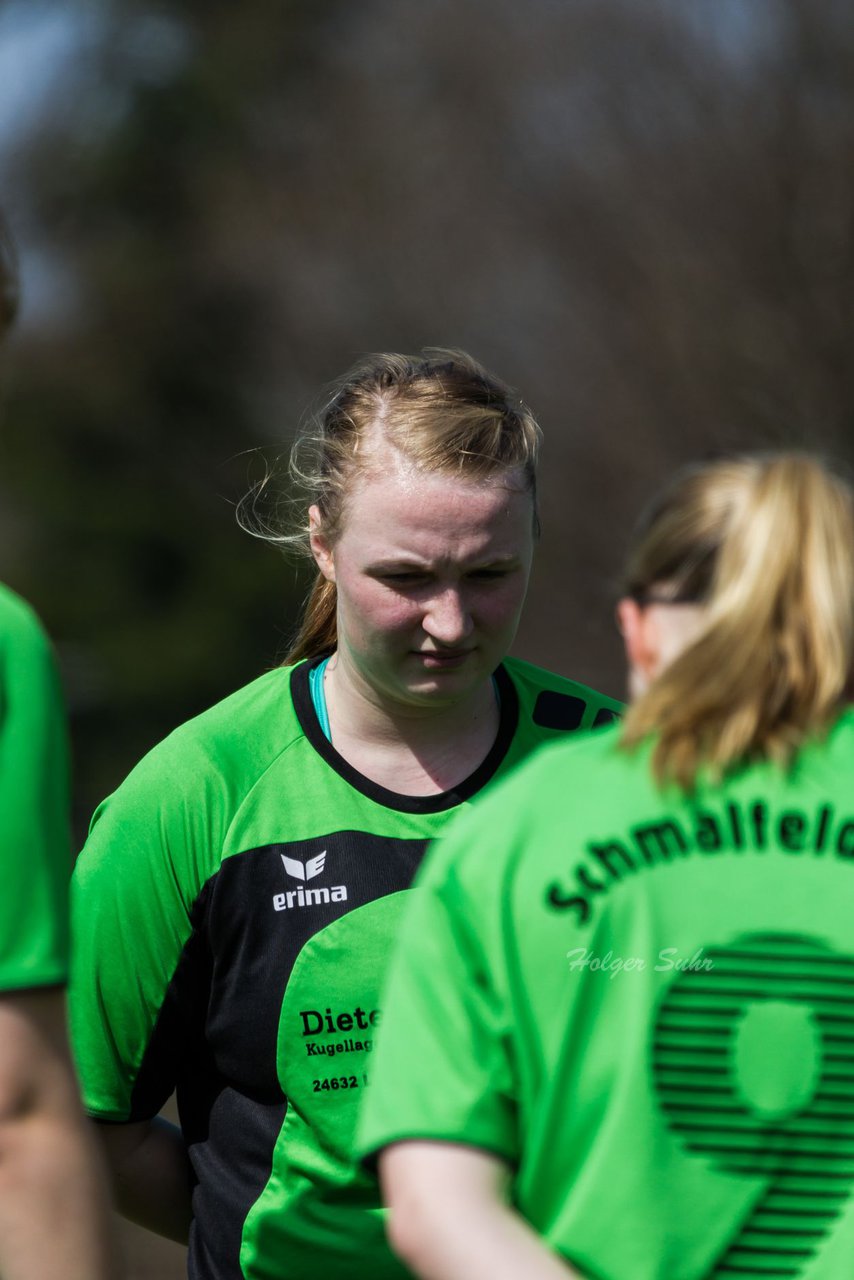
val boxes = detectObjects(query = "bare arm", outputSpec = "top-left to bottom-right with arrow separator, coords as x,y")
95,1114 -> 193,1244
380,1142 -> 583,1280
0,987 -> 119,1280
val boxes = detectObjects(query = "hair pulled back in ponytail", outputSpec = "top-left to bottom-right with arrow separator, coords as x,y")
620,453 -> 854,791
240,348 -> 541,665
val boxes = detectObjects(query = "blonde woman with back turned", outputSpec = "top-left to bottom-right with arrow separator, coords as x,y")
360,453 -> 854,1280
69,349 -> 621,1280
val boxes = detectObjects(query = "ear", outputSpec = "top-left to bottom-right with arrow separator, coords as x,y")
309,505 -> 336,582
616,597 -> 660,694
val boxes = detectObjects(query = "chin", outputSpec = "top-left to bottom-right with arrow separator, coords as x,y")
404,667 -> 486,703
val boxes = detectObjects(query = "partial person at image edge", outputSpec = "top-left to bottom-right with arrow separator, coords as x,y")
0,220 -> 118,1280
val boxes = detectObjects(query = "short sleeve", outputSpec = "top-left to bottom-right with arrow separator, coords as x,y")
357,838 -> 519,1165
70,748 -> 214,1122
0,590 -> 70,991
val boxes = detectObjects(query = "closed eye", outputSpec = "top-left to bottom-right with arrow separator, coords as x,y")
371,565 -> 517,584
467,567 -> 515,580
376,571 -> 430,585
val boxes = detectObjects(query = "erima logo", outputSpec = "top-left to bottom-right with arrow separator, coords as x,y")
282,852 -> 326,881
273,851 -> 348,913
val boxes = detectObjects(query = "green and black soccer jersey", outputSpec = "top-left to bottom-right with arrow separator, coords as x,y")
359,713 -> 854,1280
69,656 -> 621,1280
0,584 -> 70,992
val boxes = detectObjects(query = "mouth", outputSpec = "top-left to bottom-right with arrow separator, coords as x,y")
413,650 -> 474,667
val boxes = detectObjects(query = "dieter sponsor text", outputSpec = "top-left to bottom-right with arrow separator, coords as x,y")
299,1005 -> 379,1058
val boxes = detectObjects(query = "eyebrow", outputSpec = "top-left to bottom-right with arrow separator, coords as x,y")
366,554 -> 522,573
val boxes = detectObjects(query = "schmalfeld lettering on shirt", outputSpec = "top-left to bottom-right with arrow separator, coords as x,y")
548,798 -> 854,926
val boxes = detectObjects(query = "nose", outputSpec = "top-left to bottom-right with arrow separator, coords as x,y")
422,588 -> 474,646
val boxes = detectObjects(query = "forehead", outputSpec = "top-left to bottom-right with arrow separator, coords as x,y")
338,461 -> 533,558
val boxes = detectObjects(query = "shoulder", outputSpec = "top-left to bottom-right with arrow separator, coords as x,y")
80,665 -> 307,875
0,587 -> 64,729
484,718 -> 633,817
428,721 -> 640,890
0,584 -> 53,663
502,655 -> 623,732
124,663 -> 302,779
822,705 -> 854,761
782,705 -> 854,791
0,583 -> 47,634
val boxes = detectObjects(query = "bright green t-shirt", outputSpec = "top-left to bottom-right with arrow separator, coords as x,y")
359,713 -> 854,1280
70,656 -> 621,1280
0,584 -> 70,991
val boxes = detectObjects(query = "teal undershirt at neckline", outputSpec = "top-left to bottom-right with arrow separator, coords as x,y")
309,655 -> 333,741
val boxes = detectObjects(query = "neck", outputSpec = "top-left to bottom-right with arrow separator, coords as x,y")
322,653 -> 501,795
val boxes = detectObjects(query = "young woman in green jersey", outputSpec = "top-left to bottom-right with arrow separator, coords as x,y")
70,349 -> 620,1280
0,218 -> 118,1280
361,453 -> 854,1280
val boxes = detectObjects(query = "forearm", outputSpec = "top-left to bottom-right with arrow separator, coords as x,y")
381,1143 -> 581,1280
97,1115 -> 193,1244
0,985 -> 120,1280
0,1104 -> 118,1280
391,1194 -> 578,1280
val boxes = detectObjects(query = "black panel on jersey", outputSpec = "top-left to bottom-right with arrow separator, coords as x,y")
188,1092 -> 287,1280
594,706 -> 621,727
291,660 -> 520,813
128,881 -> 218,1126
532,690 -> 586,731
132,831 -> 430,1280
203,833 -> 428,1093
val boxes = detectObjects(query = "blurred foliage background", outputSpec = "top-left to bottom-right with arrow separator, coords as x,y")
3,0 -> 854,1274
4,0 -> 854,837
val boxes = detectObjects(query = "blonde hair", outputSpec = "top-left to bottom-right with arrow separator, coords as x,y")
621,453 -> 854,790
240,349 -> 541,664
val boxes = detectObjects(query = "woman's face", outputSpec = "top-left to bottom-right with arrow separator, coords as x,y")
310,461 -> 535,711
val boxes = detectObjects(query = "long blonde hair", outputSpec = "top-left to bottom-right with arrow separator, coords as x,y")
621,454 -> 854,790
241,349 -> 541,664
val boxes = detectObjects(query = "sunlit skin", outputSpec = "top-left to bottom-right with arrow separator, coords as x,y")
616,596 -> 708,699
309,456 -> 535,791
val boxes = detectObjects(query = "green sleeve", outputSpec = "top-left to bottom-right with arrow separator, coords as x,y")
0,589 -> 70,991
69,739 -> 221,1121
357,821 -> 519,1165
